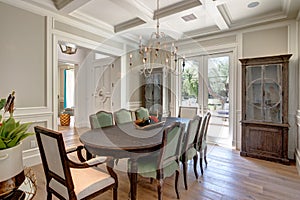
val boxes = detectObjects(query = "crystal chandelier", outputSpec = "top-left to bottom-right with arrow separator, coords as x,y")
129,0 -> 185,77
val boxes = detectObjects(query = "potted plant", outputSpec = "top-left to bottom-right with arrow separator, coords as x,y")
0,91 -> 34,198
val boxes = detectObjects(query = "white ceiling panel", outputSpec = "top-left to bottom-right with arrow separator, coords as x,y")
72,0 -> 138,26
225,0 -> 284,22
19,0 -> 300,41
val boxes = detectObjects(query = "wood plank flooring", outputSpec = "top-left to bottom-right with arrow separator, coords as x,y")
31,125 -> 300,200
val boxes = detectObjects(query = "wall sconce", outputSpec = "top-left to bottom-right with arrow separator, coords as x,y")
59,43 -> 77,55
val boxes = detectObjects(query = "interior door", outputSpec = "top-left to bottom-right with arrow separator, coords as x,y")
92,64 -> 112,112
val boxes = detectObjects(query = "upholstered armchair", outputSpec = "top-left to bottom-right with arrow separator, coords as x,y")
114,108 -> 133,125
197,112 -> 211,175
180,115 -> 202,190
178,106 -> 198,119
135,107 -> 150,120
34,126 -> 118,200
129,122 -> 185,200
89,110 -> 114,129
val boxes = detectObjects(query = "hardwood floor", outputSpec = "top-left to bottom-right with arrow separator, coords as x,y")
31,125 -> 300,200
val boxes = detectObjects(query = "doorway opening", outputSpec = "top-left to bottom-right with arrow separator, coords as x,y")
58,63 -> 76,127
180,52 -> 233,148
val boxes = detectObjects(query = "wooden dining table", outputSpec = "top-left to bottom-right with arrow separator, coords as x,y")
79,117 -> 189,200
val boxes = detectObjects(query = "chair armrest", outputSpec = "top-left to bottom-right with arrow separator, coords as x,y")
68,156 -> 109,169
66,145 -> 87,163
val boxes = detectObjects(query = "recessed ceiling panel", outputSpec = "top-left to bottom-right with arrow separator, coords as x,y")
226,0 -> 284,22
73,0 -> 137,26
161,7 -> 216,33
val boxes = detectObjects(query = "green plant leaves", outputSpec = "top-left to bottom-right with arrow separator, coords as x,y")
0,98 -> 6,110
0,117 -> 33,150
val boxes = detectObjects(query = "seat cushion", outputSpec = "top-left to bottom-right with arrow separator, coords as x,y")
185,147 -> 197,161
136,155 -> 179,179
49,167 -> 115,199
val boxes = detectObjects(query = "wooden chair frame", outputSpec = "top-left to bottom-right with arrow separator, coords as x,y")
35,126 -> 118,200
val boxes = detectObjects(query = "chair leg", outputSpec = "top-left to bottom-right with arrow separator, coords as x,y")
175,170 -> 180,199
204,146 -> 208,167
150,178 -> 154,184
182,160 -> 188,190
47,192 -> 52,200
193,154 -> 199,179
157,179 -> 163,200
200,152 -> 204,175
113,186 -> 118,200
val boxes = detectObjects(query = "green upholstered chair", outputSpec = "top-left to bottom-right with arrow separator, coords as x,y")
197,112 -> 211,175
114,109 -> 133,125
89,111 -> 113,129
135,107 -> 150,120
178,106 -> 198,119
180,115 -> 202,190
132,122 -> 185,200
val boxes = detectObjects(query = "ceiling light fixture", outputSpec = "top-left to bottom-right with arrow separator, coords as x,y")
247,1 -> 260,8
59,43 -> 77,55
129,0 -> 183,77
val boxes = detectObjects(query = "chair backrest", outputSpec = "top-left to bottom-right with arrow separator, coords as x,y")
182,115 -> 202,155
34,126 -> 74,198
158,122 -> 185,170
114,108 -> 133,125
178,106 -> 198,119
135,107 -> 150,120
90,111 -> 114,129
196,112 -> 211,150
203,112 -> 211,140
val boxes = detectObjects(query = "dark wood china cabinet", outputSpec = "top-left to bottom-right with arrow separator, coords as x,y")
239,54 -> 292,164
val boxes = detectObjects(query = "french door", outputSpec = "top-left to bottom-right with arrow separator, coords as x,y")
180,52 -> 233,147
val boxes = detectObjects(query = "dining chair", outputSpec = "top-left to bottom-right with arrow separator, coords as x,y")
135,107 -> 150,120
89,110 -> 114,129
178,106 -> 198,119
180,115 -> 202,190
34,126 -> 118,200
131,122 -> 185,200
197,112 -> 211,175
114,108 -> 133,125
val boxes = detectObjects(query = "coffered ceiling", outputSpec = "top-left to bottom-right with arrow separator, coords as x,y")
23,0 -> 300,43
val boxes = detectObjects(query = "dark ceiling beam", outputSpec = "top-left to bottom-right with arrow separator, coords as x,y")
114,18 -> 146,33
153,0 -> 202,20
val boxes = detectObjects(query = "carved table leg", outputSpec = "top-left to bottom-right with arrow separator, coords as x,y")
129,158 -> 138,200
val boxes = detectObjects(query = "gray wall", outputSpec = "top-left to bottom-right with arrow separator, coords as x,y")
0,2 -> 46,107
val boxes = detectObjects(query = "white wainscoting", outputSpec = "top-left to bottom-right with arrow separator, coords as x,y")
14,112 -> 53,167
128,101 -> 143,111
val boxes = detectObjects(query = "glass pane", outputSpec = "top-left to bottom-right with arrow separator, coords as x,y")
264,64 -> 282,84
207,56 -> 229,116
181,60 -> 199,107
263,82 -> 282,123
245,66 -> 264,121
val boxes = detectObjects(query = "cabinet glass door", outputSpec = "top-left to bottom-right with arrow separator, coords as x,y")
246,66 -> 264,121
245,64 -> 282,123
263,64 -> 282,123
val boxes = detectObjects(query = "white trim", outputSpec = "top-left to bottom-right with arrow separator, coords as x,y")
128,101 -> 143,111
23,148 -> 41,167
296,149 -> 300,175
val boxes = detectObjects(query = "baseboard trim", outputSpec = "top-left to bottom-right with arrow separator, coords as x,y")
296,148 -> 300,175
